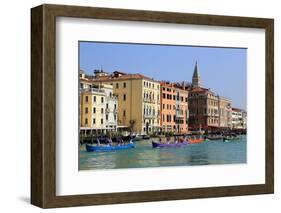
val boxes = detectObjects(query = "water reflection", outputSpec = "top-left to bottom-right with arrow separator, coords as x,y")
79,135 -> 247,170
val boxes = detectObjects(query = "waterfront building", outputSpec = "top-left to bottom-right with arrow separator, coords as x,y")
218,96 -> 232,128
174,84 -> 189,133
189,87 -> 220,130
160,82 -> 176,133
89,70 -> 161,134
80,81 -> 118,135
232,108 -> 246,129
188,62 -> 233,131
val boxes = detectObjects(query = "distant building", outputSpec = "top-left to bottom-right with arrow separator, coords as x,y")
189,87 -> 220,130
218,96 -> 232,128
232,108 -> 246,129
188,62 -> 232,131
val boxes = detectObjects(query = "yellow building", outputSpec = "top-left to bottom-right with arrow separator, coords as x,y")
90,71 -> 161,134
79,75 -> 118,135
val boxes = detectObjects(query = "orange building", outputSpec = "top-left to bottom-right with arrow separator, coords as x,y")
160,82 -> 189,134
160,82 -> 176,133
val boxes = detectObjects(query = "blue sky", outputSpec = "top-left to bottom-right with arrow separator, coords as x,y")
79,41 -> 247,110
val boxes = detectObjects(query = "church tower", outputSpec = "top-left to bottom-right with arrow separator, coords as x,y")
192,61 -> 201,88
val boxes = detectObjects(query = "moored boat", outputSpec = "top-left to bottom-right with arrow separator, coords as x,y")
152,141 -> 189,148
188,137 -> 204,144
86,142 -> 135,152
142,134 -> 150,140
223,135 -> 240,142
207,135 -> 223,140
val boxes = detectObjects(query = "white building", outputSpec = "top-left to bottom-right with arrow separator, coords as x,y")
103,84 -> 118,132
231,108 -> 246,129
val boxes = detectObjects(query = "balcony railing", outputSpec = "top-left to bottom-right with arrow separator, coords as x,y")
80,88 -> 105,93
105,108 -> 118,114
106,96 -> 118,101
175,113 -> 184,118
143,114 -> 158,118
143,98 -> 156,103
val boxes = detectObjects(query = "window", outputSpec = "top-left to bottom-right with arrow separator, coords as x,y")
85,118 -> 88,125
123,110 -> 126,117
101,97 -> 104,103
114,114 -> 117,120
85,107 -> 88,114
144,81 -> 146,87
101,108 -> 104,114
123,82 -> 126,88
93,118 -> 95,124
93,107 -> 96,113
123,94 -> 126,101
163,93 -> 166,99
163,104 -> 165,109
106,103 -> 108,109
116,83 -> 119,88
93,96 -> 96,102
101,119 -> 103,124
106,114 -> 108,121
114,104 -> 117,109
85,96 -> 88,102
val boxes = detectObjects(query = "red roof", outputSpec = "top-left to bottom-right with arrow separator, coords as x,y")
190,87 -> 209,93
85,73 -> 159,83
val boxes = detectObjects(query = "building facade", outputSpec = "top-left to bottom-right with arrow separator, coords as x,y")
189,87 -> 220,130
89,70 -> 161,134
218,96 -> 232,128
188,62 -> 233,131
174,84 -> 189,133
232,108 -> 246,129
80,76 -> 118,135
160,82 -> 176,133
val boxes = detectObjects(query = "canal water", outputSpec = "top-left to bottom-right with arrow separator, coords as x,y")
79,135 -> 246,170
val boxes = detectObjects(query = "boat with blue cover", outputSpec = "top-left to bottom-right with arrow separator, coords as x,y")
86,142 -> 135,152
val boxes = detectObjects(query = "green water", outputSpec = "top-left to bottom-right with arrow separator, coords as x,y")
79,135 -> 246,170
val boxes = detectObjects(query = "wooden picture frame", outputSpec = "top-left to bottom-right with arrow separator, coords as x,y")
31,4 -> 274,208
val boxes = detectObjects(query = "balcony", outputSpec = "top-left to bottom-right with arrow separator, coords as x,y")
80,88 -> 105,93
143,98 -> 156,104
106,96 -> 118,101
175,113 -> 184,119
143,114 -> 158,119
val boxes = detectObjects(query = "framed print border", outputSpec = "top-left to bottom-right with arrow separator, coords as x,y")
31,4 -> 274,208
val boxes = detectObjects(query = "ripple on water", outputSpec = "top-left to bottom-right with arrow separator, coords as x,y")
79,136 -> 247,170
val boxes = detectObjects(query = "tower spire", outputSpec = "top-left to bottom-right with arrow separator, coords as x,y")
192,61 -> 201,88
